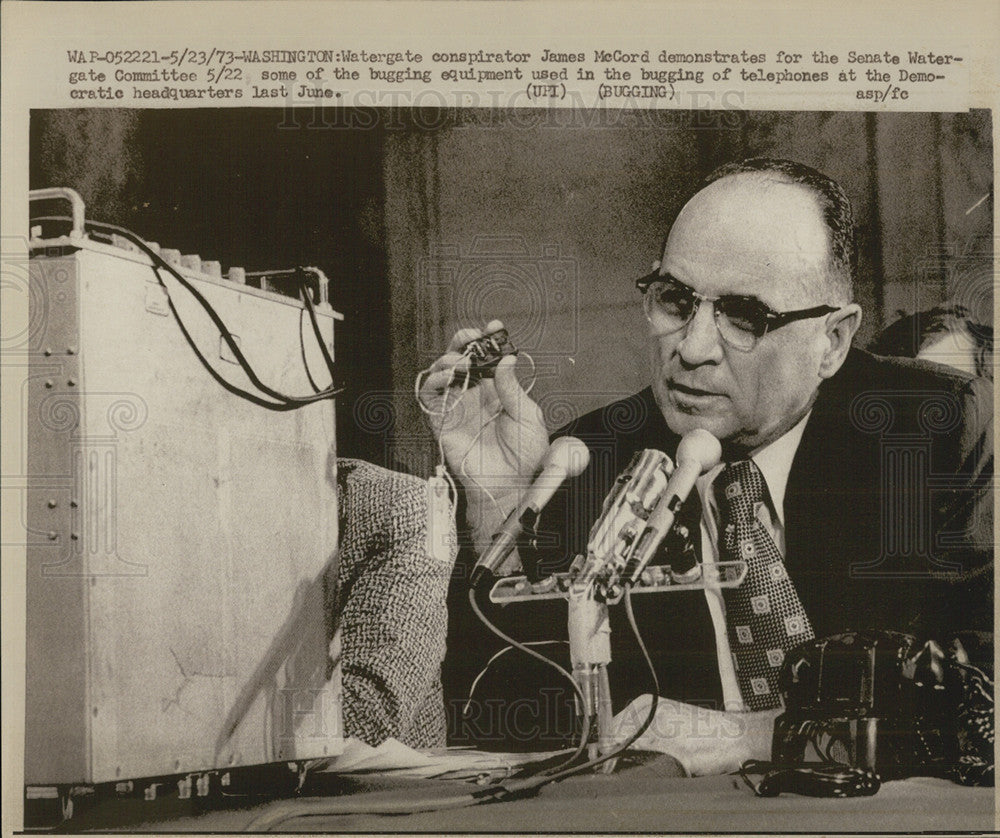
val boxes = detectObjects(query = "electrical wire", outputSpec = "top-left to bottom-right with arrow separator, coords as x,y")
32,216 -> 341,410
416,346 -> 538,517
245,586 -> 662,830
462,640 -> 570,717
738,761 -> 880,798
298,308 -> 323,394
467,587 -> 585,708
477,586 -> 662,789
243,578 -> 665,829
458,406 -> 504,512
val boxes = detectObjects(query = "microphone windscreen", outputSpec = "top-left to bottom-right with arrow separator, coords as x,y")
675,428 -> 722,473
547,436 -> 591,478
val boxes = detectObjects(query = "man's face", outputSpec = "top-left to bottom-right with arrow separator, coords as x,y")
649,174 -> 838,455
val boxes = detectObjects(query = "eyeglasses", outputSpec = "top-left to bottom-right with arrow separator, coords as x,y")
636,271 -> 840,352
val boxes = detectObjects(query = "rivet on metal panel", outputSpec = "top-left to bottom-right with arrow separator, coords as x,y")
67,379 -> 77,387
47,531 -> 58,541
43,348 -> 52,357
44,380 -> 54,389
70,533 -> 79,541
47,500 -> 58,509
67,346 -> 77,355
70,500 -> 79,508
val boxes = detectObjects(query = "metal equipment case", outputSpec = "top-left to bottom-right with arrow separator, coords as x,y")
23,190 -> 344,790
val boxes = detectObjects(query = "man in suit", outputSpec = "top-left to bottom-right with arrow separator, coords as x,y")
420,159 -> 993,771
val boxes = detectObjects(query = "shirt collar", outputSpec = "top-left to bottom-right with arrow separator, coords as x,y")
743,410 -> 812,527
694,411 -> 812,527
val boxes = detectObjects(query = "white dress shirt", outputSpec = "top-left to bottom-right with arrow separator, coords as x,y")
695,412 -> 812,711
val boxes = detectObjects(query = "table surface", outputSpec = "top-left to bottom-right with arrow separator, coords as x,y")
59,755 -> 996,833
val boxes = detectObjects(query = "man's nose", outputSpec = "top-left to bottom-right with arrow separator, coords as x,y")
676,301 -> 724,365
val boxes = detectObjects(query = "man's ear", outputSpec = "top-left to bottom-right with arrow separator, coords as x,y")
818,303 -> 862,379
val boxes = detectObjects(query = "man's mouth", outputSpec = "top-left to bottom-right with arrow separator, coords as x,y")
667,380 -> 723,398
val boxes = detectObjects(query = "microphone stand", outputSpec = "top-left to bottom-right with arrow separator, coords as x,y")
482,438 -> 733,774
567,581 -> 616,770
489,557 -> 748,773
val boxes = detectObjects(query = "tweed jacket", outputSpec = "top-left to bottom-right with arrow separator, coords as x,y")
331,459 -> 457,749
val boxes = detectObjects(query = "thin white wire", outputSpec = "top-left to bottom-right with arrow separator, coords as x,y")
457,352 -> 537,517
415,349 -> 538,517
415,350 -> 474,471
462,640 -> 569,717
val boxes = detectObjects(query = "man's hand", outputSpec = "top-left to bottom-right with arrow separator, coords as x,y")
418,320 -> 549,541
612,694 -> 778,777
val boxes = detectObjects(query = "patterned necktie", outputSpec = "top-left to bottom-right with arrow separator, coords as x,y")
715,459 -> 814,711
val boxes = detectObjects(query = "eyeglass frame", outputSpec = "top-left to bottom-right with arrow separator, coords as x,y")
635,270 -> 841,351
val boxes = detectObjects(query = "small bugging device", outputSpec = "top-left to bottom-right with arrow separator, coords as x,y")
462,328 -> 518,383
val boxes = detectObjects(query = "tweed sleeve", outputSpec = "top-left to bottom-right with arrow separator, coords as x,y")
335,460 -> 457,749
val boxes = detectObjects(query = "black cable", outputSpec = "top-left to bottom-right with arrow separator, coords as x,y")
298,309 -> 323,395
32,216 -> 342,410
245,584 -> 664,828
538,710 -> 592,777
297,268 -> 337,379
738,761 -> 880,798
467,586 -> 586,709
483,587 -> 663,798
151,267 -> 301,411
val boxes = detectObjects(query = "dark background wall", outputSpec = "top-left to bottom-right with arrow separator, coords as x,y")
31,109 -> 993,474
30,108 -> 392,465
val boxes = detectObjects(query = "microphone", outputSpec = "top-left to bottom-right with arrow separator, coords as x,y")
470,436 -> 591,587
621,429 -> 721,585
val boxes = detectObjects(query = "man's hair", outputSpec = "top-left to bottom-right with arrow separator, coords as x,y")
699,158 -> 857,302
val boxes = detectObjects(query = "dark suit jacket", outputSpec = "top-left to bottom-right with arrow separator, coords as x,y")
443,349 -> 993,747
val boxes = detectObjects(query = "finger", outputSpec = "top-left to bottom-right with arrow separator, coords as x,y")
493,354 -> 530,421
427,350 -> 469,375
446,320 -> 506,353
420,359 -> 472,396
447,326 -> 485,353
